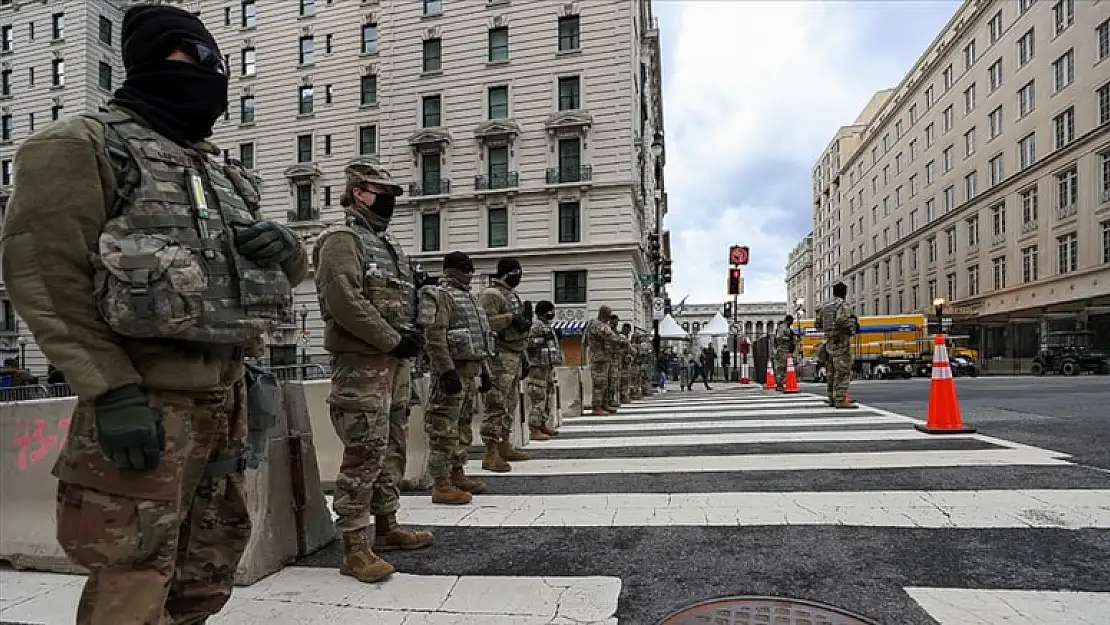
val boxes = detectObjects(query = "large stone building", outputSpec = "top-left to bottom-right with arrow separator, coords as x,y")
784,232 -> 815,317
0,0 -> 669,371
671,301 -> 787,340
804,0 -> 1110,371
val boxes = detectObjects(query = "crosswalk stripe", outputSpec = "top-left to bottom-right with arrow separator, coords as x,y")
904,587 -> 1110,624
528,428 -> 974,449
557,415 -> 908,433
562,406 -> 855,422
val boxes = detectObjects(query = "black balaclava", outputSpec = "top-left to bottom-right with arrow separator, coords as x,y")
496,257 -> 523,288
535,300 -> 555,322
443,251 -> 474,288
111,5 -> 229,146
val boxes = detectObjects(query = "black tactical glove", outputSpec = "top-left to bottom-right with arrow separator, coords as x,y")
511,314 -> 532,332
479,371 -> 492,393
233,221 -> 299,267
93,384 -> 166,471
440,370 -> 463,396
390,331 -> 425,359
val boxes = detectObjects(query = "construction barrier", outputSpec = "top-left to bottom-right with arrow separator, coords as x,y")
0,390 -> 335,586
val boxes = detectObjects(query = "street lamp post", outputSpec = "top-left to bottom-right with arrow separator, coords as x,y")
932,297 -> 946,336
650,131 -> 664,368
794,297 -> 806,319
17,336 -> 26,369
298,304 -> 309,368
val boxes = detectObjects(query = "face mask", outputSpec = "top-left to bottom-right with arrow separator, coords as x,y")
368,192 -> 396,221
503,273 -> 521,288
543,314 -> 555,322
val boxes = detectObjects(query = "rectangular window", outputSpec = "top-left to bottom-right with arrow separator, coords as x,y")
1019,132 -> 1037,169
925,123 -> 935,147
555,204 -> 581,245
946,273 -> 957,301
325,83 -> 333,103
299,36 -> 314,65
558,15 -> 580,51
967,265 -> 980,297
992,203 -> 1006,237
1022,245 -> 1039,282
944,185 -> 956,212
1,159 -> 11,186
1018,28 -> 1035,65
989,10 -> 1002,43
420,155 -> 442,194
242,1 -> 256,28
51,105 -> 63,120
294,184 -> 314,221
988,106 -> 1003,138
943,65 -> 954,90
943,146 -> 953,171
52,59 -> 65,86
1052,49 -> 1074,92
0,114 -> 10,142
1052,0 -> 1074,36
964,84 -> 976,114
964,127 -> 976,156
554,270 -> 587,304
240,96 -> 255,123
238,143 -> 255,169
488,86 -> 508,119
988,155 -> 1004,187
296,134 -> 313,163
1057,232 -> 1078,274
300,0 -> 315,16
1,70 -> 10,97
358,125 -> 376,155
424,0 -> 442,15
1056,166 -> 1078,211
298,85 -> 314,115
422,95 -> 442,127
422,213 -> 441,252
557,137 -> 582,182
967,216 -> 980,247
52,12 -> 65,39
946,227 -> 958,255
558,76 -> 580,110
1103,221 -> 1110,264
992,256 -> 1007,290
988,59 -> 1002,92
1018,81 -> 1035,117
488,207 -> 509,247
1097,83 -> 1109,127
241,48 -> 256,75
926,198 -> 936,221
98,16 -> 112,45
362,24 -> 378,54
422,38 -> 442,72
964,40 -> 976,70
97,61 -> 112,90
1,24 -> 11,52
1099,19 -> 1110,62
488,27 -> 508,62
1101,151 -> 1110,202
925,85 -> 935,108
487,146 -> 510,188
360,74 -> 377,106
943,105 -> 953,132
1021,187 -> 1039,224
324,134 -> 332,155
926,160 -> 936,185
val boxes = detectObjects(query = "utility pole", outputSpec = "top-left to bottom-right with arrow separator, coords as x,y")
650,131 -> 665,366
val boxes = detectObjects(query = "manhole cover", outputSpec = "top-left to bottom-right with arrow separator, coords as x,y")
659,596 -> 880,625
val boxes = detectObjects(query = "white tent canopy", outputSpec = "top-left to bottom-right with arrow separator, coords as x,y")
657,314 -> 688,339
699,312 -> 731,337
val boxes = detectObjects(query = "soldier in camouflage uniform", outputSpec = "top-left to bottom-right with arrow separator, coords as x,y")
640,334 -> 655,395
815,282 -> 859,409
478,257 -> 533,471
618,323 -> 635,403
526,301 -> 563,440
772,315 -> 797,392
627,332 -> 643,401
585,306 -> 620,414
607,314 -> 626,407
314,159 -> 434,584
0,7 -> 309,621
417,251 -> 494,504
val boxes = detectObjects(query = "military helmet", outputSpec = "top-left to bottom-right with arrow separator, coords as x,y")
344,158 -> 403,196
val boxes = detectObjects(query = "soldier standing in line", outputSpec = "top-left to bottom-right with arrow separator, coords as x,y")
417,251 -> 494,504
314,159 -> 434,584
639,334 -> 655,396
525,301 -> 563,440
628,331 -> 643,401
585,306 -> 620,414
0,6 -> 308,621
772,315 -> 798,392
478,258 -> 533,472
816,281 -> 859,409
607,314 -> 626,409
618,323 -> 636,403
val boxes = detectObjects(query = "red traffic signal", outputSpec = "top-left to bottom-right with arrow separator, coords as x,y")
729,245 -> 750,265
727,268 -> 743,295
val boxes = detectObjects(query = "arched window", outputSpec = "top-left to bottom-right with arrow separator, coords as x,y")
682,322 -> 690,331
755,321 -> 764,335
745,321 -> 753,334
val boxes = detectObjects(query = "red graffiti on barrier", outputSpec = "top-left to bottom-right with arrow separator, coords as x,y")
10,417 -> 71,471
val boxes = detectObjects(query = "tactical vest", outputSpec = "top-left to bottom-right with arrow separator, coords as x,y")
530,321 -> 565,368
442,285 -> 495,361
821,299 -> 849,341
88,110 -> 293,345
316,217 -> 416,334
494,284 -> 527,343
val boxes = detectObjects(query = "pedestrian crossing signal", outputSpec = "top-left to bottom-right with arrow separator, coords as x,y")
729,245 -> 750,265
727,268 -> 742,295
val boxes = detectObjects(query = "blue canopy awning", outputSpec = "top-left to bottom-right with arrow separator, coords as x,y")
552,320 -> 588,336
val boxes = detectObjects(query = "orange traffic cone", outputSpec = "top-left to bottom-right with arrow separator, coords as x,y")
783,354 -> 800,394
915,334 -> 976,434
763,360 -> 775,390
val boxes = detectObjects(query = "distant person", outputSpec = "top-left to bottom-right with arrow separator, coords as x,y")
772,315 -> 798,391
815,282 -> 858,408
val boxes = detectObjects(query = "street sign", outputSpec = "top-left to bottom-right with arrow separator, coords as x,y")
638,273 -> 655,284
652,297 -> 665,321
729,245 -> 750,265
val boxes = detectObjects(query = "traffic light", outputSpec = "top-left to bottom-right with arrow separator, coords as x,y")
729,245 -> 750,266
660,260 -> 673,283
727,268 -> 742,295
723,302 -> 733,319
647,233 -> 661,261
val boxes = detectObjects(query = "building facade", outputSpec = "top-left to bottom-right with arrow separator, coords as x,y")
0,0 -> 669,372
784,232 -> 815,317
671,301 -> 787,340
810,0 -> 1110,371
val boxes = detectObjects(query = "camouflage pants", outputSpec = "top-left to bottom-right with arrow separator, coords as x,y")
589,359 -> 612,407
53,384 -> 251,625
772,350 -> 788,389
424,360 -> 479,480
378,358 -> 411,512
608,363 -> 622,405
526,367 -> 556,428
327,352 -> 401,533
480,349 -> 522,444
620,370 -> 633,402
826,340 -> 853,401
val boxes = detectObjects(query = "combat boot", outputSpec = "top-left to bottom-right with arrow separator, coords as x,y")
540,424 -> 559,437
591,404 -> 612,415
431,476 -> 472,505
833,400 -> 858,409
605,404 -> 620,413
529,426 -> 550,441
482,441 -> 511,472
340,530 -> 394,583
373,512 -> 434,551
450,466 -> 486,494
499,439 -> 530,461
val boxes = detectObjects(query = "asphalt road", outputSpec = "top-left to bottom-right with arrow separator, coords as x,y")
802,375 -> 1110,470
293,383 -> 1110,624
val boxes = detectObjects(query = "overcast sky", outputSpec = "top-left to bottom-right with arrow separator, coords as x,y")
654,0 -> 961,305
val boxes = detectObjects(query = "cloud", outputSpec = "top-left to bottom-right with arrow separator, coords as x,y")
656,0 -> 960,305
